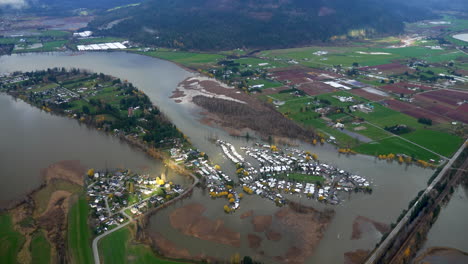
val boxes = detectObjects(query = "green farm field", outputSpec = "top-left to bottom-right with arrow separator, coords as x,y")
139,50 -> 224,67
99,226 -> 188,264
0,214 -> 25,264
353,103 -> 423,129
275,173 -> 325,183
68,198 -> 94,264
401,129 -> 463,157
354,136 -> 440,161
30,231 -> 52,264
259,44 -> 465,68
246,78 -> 283,89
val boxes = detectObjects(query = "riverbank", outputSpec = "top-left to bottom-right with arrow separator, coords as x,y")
175,75 -> 317,143
0,70 -> 199,263
0,160 -> 88,264
0,51 -> 443,264
414,247 -> 468,264
0,69 -> 195,173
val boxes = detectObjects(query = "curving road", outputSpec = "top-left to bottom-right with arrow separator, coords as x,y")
92,170 -> 199,264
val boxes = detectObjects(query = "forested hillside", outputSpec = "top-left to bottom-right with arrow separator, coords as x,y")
88,0 -> 434,50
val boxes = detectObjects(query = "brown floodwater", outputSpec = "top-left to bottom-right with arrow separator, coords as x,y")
0,52 -> 434,263
415,184 -> 468,263
0,94 -> 188,208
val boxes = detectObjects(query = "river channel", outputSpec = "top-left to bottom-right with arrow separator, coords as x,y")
414,183 -> 468,264
0,51 -> 434,263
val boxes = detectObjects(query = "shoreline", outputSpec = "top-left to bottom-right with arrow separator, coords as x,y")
0,71 -> 200,264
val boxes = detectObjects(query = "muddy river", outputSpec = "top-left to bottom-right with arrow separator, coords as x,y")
0,51 -> 434,263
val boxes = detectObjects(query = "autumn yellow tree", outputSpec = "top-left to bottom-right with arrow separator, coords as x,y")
87,168 -> 95,177
230,253 -> 241,264
398,156 -> 404,163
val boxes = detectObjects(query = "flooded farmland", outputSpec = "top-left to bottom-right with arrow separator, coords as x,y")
0,51 -> 434,263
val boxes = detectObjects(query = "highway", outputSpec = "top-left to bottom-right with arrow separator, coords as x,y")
364,139 -> 467,264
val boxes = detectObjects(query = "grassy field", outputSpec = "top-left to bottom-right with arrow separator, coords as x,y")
30,230 -> 51,264
68,198 -> 94,264
401,129 -> 463,157
354,136 -> 439,161
316,91 -> 368,107
270,94 -> 362,147
246,78 -> 283,89
259,44 -> 464,68
351,103 -> 462,157
99,226 -> 187,264
139,50 -> 224,67
234,57 -> 289,69
0,213 -> 25,264
267,88 -> 460,158
14,40 -> 68,53
275,173 -> 325,183
349,123 -> 392,141
33,180 -> 82,215
353,103 -> 423,129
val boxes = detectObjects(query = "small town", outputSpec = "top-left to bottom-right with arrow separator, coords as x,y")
86,169 -> 184,234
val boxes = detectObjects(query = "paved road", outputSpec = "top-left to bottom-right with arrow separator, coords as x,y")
92,170 -> 199,264
104,197 -> 111,216
388,157 -> 468,264
364,139 -> 467,264
456,47 -> 468,56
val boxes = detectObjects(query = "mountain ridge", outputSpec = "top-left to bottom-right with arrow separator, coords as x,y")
87,0 -> 435,50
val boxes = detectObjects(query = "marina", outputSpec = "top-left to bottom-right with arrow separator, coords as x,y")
217,140 -> 371,206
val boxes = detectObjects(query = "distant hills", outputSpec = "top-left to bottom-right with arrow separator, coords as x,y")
87,0 -> 435,50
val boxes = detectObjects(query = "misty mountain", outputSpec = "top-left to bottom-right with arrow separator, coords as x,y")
87,0 -> 435,50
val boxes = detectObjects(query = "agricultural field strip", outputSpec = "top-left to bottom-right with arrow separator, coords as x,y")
92,170 -> 199,264
274,89 -> 451,157
364,121 -> 449,159
275,87 -> 458,158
